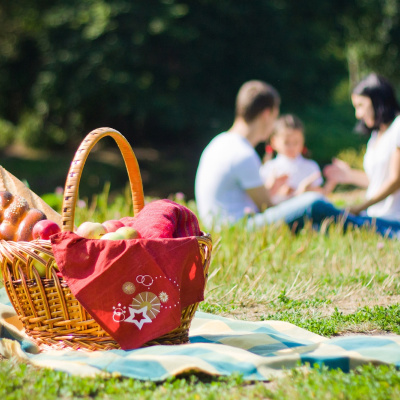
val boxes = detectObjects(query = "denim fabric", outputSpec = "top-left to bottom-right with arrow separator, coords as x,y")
247,192 -> 324,230
305,198 -> 400,239
247,193 -> 400,239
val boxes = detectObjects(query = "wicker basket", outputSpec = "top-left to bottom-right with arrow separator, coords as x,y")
0,127 -> 212,351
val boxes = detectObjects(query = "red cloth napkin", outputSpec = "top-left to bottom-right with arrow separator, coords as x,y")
120,199 -> 202,239
50,232 -> 205,350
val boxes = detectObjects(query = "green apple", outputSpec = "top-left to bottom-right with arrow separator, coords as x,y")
115,226 -> 141,239
31,252 -> 58,278
100,232 -> 125,241
76,222 -> 107,239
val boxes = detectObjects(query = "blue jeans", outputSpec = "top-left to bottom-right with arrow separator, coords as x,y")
247,192 -> 400,239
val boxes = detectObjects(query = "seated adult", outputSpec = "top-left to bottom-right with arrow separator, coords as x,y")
306,73 -> 400,239
195,80 -> 324,232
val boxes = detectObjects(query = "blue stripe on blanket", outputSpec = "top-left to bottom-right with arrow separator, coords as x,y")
2,288 -> 400,381
301,355 -> 351,372
0,289 -> 11,306
330,336 -> 396,350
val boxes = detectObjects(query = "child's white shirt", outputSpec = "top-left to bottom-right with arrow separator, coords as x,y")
260,154 -> 323,203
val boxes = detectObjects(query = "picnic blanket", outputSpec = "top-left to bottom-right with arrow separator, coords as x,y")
1,288 -> 400,381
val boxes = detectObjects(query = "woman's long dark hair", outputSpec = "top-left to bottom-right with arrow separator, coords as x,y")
352,73 -> 400,133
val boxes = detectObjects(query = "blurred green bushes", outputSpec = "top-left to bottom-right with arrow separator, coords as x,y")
0,1 -> 398,198
0,1 -> 399,153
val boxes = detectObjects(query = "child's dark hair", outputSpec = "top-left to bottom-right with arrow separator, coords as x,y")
352,73 -> 400,133
273,114 -> 304,136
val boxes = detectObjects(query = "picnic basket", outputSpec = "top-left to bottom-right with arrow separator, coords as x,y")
0,127 -> 212,351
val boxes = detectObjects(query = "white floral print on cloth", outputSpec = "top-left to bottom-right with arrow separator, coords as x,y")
112,274 -> 180,330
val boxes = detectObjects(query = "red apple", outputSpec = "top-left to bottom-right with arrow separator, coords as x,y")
102,219 -> 125,233
32,220 -> 61,240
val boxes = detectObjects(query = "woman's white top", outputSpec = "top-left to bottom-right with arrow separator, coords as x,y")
364,115 -> 400,219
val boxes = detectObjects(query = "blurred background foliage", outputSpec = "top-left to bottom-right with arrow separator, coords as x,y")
0,0 -> 399,199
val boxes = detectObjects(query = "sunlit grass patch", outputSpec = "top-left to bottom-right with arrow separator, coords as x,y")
2,187 -> 400,398
268,364 -> 400,400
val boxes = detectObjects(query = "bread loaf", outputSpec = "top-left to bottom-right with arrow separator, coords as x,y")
0,191 -> 46,241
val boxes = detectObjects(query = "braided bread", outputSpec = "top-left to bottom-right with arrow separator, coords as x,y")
0,191 -> 46,241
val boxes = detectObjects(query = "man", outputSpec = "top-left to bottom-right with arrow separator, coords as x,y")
195,80 -> 323,231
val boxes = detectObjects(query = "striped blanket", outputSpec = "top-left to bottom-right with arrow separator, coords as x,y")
1,288 -> 400,381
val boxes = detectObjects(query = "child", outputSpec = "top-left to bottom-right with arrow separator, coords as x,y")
260,114 -> 335,204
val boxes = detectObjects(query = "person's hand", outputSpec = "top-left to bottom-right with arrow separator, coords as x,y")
323,158 -> 352,184
295,171 -> 322,195
347,204 -> 365,215
278,184 -> 295,197
267,174 -> 289,195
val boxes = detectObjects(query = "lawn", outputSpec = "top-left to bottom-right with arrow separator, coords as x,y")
1,188 -> 400,399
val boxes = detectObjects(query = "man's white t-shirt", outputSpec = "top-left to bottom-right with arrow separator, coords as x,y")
260,154 -> 323,203
364,115 -> 400,219
195,132 -> 263,228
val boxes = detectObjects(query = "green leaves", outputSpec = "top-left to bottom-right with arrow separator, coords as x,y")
2,0 -> 395,151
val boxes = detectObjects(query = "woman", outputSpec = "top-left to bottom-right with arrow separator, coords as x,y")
304,73 -> 400,238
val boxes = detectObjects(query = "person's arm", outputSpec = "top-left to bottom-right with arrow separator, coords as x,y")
349,147 -> 400,215
295,171 -> 322,195
323,158 -> 369,188
266,174 -> 289,196
319,179 -> 338,196
295,171 -> 337,197
246,185 -> 274,211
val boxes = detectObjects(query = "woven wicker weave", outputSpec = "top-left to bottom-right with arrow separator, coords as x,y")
0,127 -> 212,351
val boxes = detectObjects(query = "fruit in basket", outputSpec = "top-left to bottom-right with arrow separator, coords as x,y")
100,231 -> 125,241
31,251 -> 58,277
32,219 -> 61,240
102,219 -> 125,233
76,221 -> 107,239
0,191 -> 47,241
115,226 -> 141,239
100,227 -> 141,240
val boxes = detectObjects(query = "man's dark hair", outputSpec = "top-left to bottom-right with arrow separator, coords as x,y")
235,80 -> 280,123
353,73 -> 400,133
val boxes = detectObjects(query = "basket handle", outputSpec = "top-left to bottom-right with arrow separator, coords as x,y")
61,127 -> 144,232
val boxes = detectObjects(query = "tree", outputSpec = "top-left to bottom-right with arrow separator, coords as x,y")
0,0 -> 397,154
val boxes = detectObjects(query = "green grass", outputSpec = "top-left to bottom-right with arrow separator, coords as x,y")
3,359 -> 400,399
260,304 -> 400,337
0,155 -> 129,201
3,362 -> 400,400
201,221 -> 400,312
0,141 -> 199,200
2,188 -> 400,399
269,364 -> 400,400
0,363 -> 252,400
